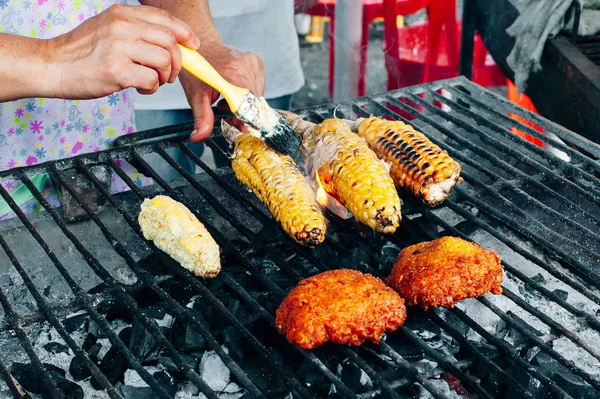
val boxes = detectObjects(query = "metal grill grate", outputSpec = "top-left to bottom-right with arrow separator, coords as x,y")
0,77 -> 598,399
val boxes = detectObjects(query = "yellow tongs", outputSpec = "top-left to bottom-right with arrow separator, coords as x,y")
177,44 -> 301,158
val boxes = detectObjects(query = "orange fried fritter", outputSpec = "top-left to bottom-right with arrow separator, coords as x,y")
276,269 -> 407,350
386,236 -> 503,310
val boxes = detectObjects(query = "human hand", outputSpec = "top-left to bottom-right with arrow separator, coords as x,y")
48,4 -> 200,99
178,39 -> 265,142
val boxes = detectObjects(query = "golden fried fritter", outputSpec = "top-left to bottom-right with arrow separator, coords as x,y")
386,236 -> 503,310
276,269 -> 407,350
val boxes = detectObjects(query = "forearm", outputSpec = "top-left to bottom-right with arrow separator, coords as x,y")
139,0 -> 221,44
0,34 -> 58,102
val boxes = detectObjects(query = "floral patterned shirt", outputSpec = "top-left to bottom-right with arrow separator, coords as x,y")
0,0 -> 151,219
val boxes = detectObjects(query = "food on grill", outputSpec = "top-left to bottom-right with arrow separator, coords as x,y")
138,195 -> 221,278
221,120 -> 327,247
386,236 -> 503,310
276,269 -> 407,350
354,117 -> 461,206
281,112 -> 402,234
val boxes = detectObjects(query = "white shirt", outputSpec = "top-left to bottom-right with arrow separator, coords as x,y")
133,0 -> 305,110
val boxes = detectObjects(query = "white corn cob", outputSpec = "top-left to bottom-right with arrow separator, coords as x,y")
138,195 -> 221,278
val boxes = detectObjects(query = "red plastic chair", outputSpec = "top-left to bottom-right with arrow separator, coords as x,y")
382,0 -> 505,90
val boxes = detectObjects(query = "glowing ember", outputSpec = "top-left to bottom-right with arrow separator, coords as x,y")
315,171 -> 353,220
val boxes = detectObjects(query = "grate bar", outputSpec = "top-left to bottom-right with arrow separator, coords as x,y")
454,183 -> 599,283
43,169 -> 265,399
108,153 -> 351,398
401,90 -> 600,207
76,158 -> 344,399
0,233 -> 121,398
313,171 -> 591,399
427,88 -> 600,204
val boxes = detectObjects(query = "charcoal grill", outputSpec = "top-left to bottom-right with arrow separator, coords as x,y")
0,77 -> 599,399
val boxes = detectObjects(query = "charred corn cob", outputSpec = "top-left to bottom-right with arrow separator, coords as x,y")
222,120 -> 326,247
356,117 -> 461,206
138,195 -> 221,278
281,112 -> 402,233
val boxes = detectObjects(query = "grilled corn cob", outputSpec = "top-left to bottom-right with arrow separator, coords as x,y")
280,112 -> 402,234
356,117 -> 461,206
222,120 -> 326,247
138,195 -> 221,278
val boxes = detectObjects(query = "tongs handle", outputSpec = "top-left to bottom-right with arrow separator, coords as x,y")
177,44 -> 249,113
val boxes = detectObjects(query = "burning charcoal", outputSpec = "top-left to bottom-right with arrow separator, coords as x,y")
227,300 -> 259,326
43,342 -> 70,355
59,165 -> 112,222
160,279 -> 195,305
153,370 -> 177,397
222,326 -> 245,360
342,247 -> 371,271
91,345 -> 129,390
117,384 -> 156,399
530,273 -> 546,284
295,358 -> 325,388
44,372 -> 84,399
11,362 -> 42,394
93,299 -> 132,325
69,333 -> 101,381
158,354 -> 199,379
339,361 -> 372,393
69,357 -> 91,382
532,352 -> 598,399
11,363 -> 82,398
128,317 -> 162,364
199,349 -> 230,392
404,316 -> 441,339
379,242 -> 401,269
413,359 -> 440,377
235,356 -> 287,397
552,289 -> 569,301
62,311 -> 88,333
172,309 -> 208,353
249,291 -> 269,307
143,304 -> 169,320
137,255 -> 169,277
